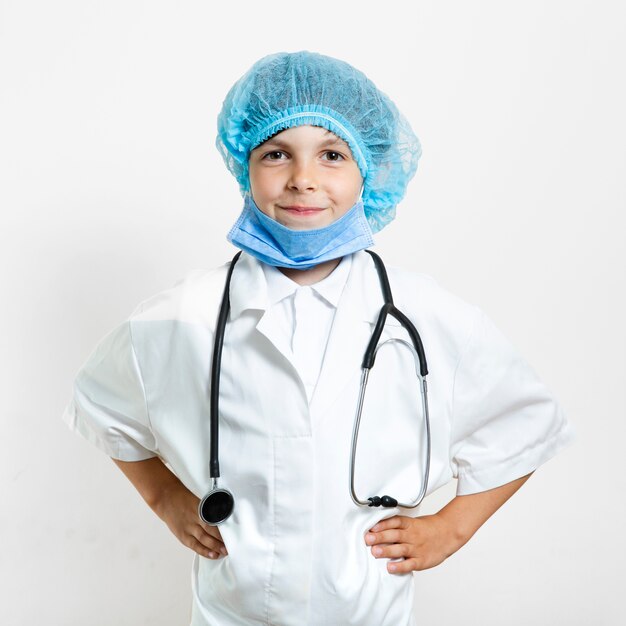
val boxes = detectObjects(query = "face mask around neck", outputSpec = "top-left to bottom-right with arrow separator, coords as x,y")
226,193 -> 374,270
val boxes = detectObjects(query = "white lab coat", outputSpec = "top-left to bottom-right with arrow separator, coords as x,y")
62,249 -> 574,625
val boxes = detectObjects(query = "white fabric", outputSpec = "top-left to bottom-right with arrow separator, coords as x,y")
261,255 -> 351,403
62,249 -> 574,625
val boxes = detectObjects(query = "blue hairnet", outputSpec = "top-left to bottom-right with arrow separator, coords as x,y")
216,50 -> 422,233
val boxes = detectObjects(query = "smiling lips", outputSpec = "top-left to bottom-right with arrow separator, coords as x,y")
280,205 -> 326,214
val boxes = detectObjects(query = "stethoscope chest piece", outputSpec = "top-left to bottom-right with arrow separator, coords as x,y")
198,484 -> 235,525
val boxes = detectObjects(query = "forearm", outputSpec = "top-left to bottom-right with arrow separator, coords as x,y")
112,457 -> 227,559
437,471 -> 534,549
111,456 -> 184,516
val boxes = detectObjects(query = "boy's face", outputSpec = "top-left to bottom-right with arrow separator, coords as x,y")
248,125 -> 364,231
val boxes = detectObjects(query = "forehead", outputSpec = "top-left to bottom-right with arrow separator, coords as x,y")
253,125 -> 350,150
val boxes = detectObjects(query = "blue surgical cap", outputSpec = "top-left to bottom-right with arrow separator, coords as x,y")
216,50 -> 422,233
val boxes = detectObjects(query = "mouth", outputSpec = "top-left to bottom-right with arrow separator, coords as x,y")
279,205 -> 327,216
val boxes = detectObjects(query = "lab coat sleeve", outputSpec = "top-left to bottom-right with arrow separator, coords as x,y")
450,306 -> 574,495
61,320 -> 159,461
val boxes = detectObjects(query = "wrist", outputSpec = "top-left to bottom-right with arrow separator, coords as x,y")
433,496 -> 483,551
111,456 -> 187,519
433,474 -> 534,550
432,509 -> 473,554
148,474 -> 183,518
132,457 -> 183,517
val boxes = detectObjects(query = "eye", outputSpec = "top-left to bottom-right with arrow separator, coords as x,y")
323,151 -> 345,162
262,150 -> 287,161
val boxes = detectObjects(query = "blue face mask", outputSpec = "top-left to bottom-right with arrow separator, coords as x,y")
226,193 -> 374,270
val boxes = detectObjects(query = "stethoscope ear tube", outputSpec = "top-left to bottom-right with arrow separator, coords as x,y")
351,250 -> 431,510
350,346 -> 431,510
362,250 -> 428,376
389,307 -> 428,377
209,251 -> 242,480
361,304 -> 428,377
201,251 -> 242,525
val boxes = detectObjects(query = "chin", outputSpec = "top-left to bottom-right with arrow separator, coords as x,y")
284,217 -> 330,230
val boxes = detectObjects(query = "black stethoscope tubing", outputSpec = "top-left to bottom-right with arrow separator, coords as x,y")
199,249 -> 430,526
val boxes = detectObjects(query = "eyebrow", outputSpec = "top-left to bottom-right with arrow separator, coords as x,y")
260,135 -> 349,150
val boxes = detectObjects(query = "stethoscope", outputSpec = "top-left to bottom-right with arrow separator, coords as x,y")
198,249 -> 431,525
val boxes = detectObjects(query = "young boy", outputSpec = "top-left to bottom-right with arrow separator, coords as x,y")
62,51 -> 574,625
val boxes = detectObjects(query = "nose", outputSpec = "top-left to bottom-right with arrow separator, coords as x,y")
287,159 -> 318,192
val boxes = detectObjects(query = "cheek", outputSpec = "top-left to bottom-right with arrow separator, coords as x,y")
249,168 -> 278,198
334,171 -> 363,204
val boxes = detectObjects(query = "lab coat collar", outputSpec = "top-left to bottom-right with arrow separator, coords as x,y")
227,251 -> 269,320
227,248 -> 405,415
309,247 -> 405,416
261,253 -> 352,310
228,249 -> 399,325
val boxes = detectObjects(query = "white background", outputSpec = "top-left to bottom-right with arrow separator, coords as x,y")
1,1 -> 624,624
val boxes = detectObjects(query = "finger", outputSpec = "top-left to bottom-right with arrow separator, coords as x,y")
204,527 -> 225,546
366,528 -> 403,545
192,527 -> 228,555
387,557 -> 420,574
195,521 -> 225,545
188,536 -> 219,559
198,519 -> 222,541
369,516 -> 406,532
368,541 -> 393,556
199,519 -> 224,542
371,542 -> 410,559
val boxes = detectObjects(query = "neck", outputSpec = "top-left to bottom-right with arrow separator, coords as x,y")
278,257 -> 342,286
